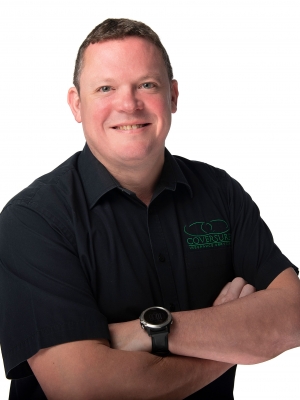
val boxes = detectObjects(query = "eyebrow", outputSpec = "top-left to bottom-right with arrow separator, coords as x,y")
139,74 -> 163,83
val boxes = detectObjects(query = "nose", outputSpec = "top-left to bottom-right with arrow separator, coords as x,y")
116,87 -> 143,113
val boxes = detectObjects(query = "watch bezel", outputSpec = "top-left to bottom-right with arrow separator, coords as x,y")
140,306 -> 172,330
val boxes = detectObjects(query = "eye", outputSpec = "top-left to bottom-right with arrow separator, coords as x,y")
98,86 -> 112,92
141,82 -> 156,89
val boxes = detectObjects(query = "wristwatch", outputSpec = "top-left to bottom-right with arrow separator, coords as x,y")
139,306 -> 173,355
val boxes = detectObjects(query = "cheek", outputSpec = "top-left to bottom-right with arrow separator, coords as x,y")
158,100 -> 172,128
150,97 -> 171,123
84,101 -> 111,129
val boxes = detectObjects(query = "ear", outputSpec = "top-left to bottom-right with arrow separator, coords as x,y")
170,79 -> 179,113
67,87 -> 82,123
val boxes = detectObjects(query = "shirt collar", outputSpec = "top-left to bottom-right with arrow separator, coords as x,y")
78,143 -> 192,209
153,149 -> 193,199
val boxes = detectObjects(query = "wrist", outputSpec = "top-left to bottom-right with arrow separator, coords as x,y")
109,319 -> 152,352
137,318 -> 152,352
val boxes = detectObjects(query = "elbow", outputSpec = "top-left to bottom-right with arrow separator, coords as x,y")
267,311 -> 300,361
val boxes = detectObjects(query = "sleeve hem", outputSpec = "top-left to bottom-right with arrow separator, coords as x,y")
255,251 -> 298,291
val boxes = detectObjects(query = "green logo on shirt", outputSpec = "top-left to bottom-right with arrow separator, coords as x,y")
184,219 -> 231,250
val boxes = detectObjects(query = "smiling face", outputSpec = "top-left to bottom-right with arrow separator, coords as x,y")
68,37 -> 178,171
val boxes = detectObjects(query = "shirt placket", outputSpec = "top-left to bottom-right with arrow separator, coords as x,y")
147,203 -> 180,312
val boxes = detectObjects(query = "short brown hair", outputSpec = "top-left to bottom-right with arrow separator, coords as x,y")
73,18 -> 173,93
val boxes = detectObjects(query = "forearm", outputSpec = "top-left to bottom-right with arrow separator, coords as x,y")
29,340 -> 233,400
111,269 -> 300,366
95,349 -> 233,400
170,283 -> 300,364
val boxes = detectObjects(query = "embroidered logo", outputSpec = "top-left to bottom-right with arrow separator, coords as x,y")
184,219 -> 231,250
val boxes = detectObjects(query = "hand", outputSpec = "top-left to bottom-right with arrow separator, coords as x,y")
213,277 -> 256,306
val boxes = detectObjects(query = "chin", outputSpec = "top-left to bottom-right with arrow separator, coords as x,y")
117,143 -> 164,164
115,143 -> 146,158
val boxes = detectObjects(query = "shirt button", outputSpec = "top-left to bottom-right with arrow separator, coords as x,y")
158,253 -> 166,262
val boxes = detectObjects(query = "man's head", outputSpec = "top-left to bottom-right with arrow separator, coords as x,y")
68,19 -> 178,172
73,18 -> 173,95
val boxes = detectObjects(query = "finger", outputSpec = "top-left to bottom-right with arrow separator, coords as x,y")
213,282 -> 231,306
213,278 -> 254,306
217,281 -> 231,297
226,277 -> 248,300
239,284 -> 256,298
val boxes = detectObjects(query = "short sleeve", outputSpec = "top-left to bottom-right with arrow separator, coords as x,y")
0,203 -> 110,379
223,174 -> 298,290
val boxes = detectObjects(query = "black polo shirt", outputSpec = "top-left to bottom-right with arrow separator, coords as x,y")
0,144 -> 297,399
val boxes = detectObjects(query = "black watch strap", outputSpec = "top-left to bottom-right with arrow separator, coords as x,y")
151,327 -> 169,355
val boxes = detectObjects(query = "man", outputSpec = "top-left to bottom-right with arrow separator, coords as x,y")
0,18 -> 299,399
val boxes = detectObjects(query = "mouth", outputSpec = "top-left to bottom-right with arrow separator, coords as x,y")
112,123 -> 150,130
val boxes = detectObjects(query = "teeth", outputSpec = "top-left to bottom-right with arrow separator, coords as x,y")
116,124 -> 145,130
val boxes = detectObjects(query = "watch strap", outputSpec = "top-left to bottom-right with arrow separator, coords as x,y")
151,327 -> 169,355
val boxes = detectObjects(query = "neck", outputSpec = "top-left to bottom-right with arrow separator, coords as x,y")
114,156 -> 164,205
92,150 -> 165,206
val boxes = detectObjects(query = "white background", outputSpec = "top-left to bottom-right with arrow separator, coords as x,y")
0,0 -> 299,398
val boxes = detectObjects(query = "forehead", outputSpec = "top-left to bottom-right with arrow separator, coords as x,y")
81,37 -> 167,83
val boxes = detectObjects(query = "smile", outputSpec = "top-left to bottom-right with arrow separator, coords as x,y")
113,123 -> 150,130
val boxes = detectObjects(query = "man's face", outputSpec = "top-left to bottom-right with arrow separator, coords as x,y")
68,37 -> 178,169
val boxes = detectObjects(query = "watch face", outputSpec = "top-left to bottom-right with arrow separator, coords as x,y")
144,307 -> 169,326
